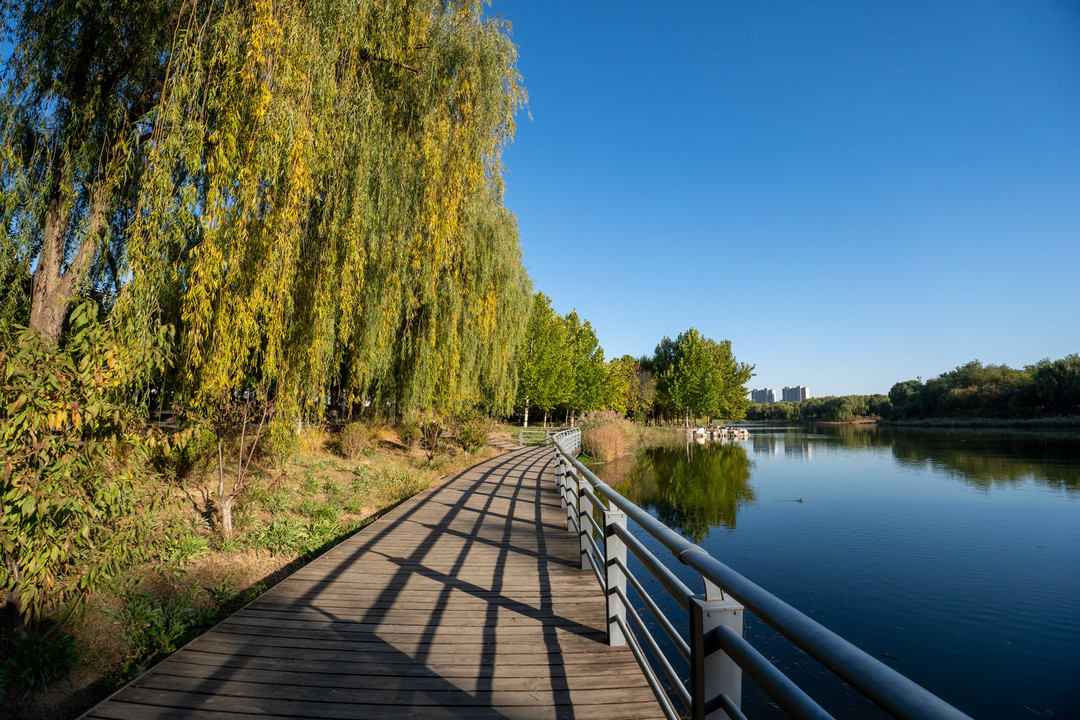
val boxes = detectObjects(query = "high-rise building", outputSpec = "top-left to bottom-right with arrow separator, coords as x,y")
782,386 -> 808,402
751,388 -> 775,404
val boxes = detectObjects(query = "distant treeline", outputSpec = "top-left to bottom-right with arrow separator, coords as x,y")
744,395 -> 891,422
744,355 -> 1080,422
887,355 -> 1080,420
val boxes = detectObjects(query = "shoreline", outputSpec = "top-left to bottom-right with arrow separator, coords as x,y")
742,416 -> 1080,429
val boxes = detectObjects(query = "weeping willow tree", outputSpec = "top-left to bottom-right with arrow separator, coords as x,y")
2,0 -> 531,550
122,0 -> 531,426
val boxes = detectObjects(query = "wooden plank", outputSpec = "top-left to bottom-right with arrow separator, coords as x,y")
134,672 -> 657,708
169,643 -> 651,668
158,653 -> 649,681
80,446 -> 664,720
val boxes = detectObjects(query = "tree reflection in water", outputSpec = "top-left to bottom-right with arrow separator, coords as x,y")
600,441 -> 755,543
823,424 -> 1080,494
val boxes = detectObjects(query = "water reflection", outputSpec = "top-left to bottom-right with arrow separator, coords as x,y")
602,441 -> 755,543
752,434 -> 779,456
744,424 -> 1080,495
783,437 -> 813,460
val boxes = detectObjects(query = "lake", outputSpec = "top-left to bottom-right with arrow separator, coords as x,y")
595,424 -> 1080,719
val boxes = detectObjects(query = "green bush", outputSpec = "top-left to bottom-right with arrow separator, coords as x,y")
1,301 -> 170,633
453,410 -> 490,453
299,472 -> 321,495
258,488 -> 292,514
304,518 -> 341,552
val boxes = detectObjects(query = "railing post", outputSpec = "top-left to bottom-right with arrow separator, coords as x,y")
519,428 -> 523,447
555,453 -> 567,510
578,482 -> 593,571
604,508 -> 627,646
690,592 -> 744,720
564,467 -> 578,532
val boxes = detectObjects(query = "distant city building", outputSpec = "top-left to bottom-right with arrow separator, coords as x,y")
782,386 -> 809,403
751,388 -> 775,404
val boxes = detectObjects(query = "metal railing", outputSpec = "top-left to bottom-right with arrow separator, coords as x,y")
549,427 -> 971,720
519,426 -> 579,450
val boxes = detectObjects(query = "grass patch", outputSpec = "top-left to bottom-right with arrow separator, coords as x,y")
4,418 -> 507,717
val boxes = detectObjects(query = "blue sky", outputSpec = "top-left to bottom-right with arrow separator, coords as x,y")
489,1 -> 1080,397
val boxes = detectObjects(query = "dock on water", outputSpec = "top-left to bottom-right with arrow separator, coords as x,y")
81,445 -> 664,720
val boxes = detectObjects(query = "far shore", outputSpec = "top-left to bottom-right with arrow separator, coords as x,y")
742,416 -> 1080,429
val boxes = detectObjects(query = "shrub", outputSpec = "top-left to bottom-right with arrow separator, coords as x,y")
159,524 -> 211,567
297,498 -> 339,523
1,301 -> 168,634
304,518 -> 341,552
350,467 -> 374,492
453,411 -> 490,454
258,488 -> 292,514
398,421 -> 420,447
322,478 -> 343,499
337,422 -> 369,461
580,410 -> 636,462
299,472 -> 321,495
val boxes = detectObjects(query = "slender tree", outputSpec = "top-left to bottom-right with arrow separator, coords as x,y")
563,311 -> 607,424
515,293 -> 572,426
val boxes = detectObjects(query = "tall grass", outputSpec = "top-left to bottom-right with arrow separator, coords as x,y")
579,411 -> 637,462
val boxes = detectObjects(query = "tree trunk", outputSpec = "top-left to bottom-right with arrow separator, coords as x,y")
523,396 -> 529,428
220,495 -> 235,540
28,184 -> 107,343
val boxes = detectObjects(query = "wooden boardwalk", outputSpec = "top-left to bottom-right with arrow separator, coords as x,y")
82,446 -> 664,720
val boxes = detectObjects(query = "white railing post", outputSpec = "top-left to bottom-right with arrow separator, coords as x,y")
604,508 -> 627,646
555,452 -> 567,510
578,482 -> 594,571
519,428 -> 523,446
690,587 -> 744,720
564,466 -> 578,532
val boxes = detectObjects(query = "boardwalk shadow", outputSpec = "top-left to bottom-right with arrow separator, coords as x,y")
80,447 -> 657,720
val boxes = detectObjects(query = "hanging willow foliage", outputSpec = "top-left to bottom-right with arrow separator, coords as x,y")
111,0 -> 530,434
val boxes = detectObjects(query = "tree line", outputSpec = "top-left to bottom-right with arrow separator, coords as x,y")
887,356 -> 1080,420
744,394 -> 892,422
514,294 -> 755,427
744,355 -> 1080,423
2,0 -> 531,437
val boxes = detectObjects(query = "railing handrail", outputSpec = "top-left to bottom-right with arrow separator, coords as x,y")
550,427 -> 971,720
519,426 -> 578,448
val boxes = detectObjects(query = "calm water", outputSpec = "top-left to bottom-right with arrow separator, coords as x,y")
597,425 -> 1080,719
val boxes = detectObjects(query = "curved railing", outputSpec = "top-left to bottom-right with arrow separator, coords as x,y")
518,426 -> 579,449
550,427 -> 971,720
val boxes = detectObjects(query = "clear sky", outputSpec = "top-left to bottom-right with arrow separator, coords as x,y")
489,0 -> 1080,397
